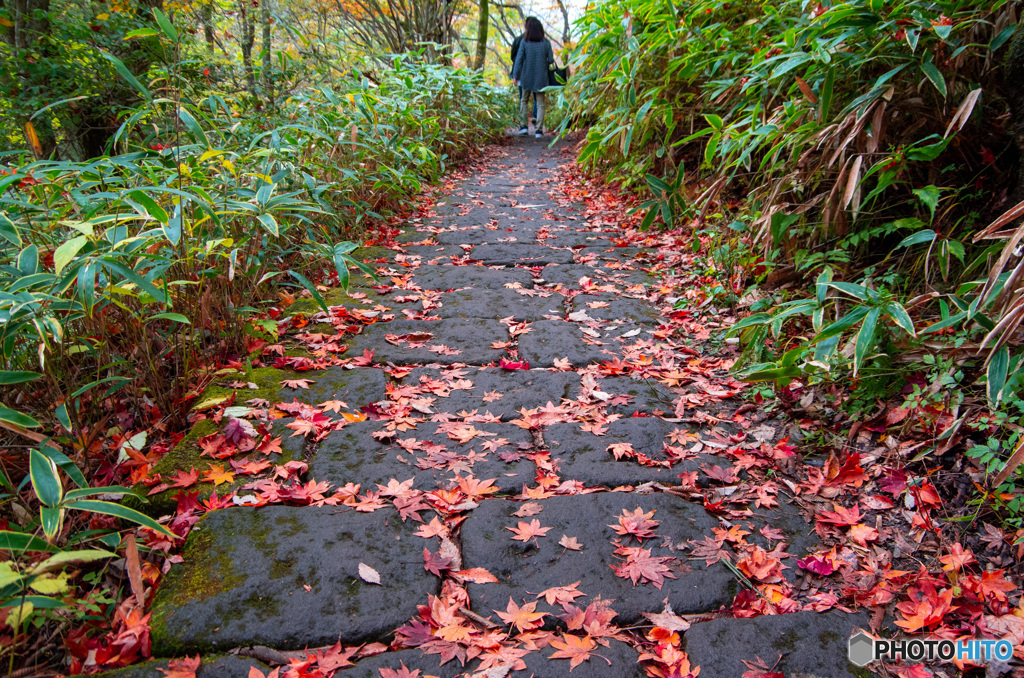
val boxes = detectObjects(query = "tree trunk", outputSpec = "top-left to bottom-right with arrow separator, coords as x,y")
239,0 -> 257,97
261,0 -> 273,107
473,0 -> 488,70
201,2 -> 215,53
554,0 -> 570,44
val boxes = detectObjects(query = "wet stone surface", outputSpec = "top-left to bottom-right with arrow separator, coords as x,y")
518,639 -> 646,677
348,318 -> 509,365
437,287 -> 564,322
94,655 -> 271,678
333,649 -> 467,678
517,320 -> 620,368
461,493 -> 734,624
543,418 -> 708,488
470,243 -> 575,266
572,294 -> 662,325
411,264 -> 534,290
151,506 -> 439,653
405,367 -> 579,420
683,610 -> 870,678
311,420 -> 536,493
278,366 -> 388,410
580,375 -> 678,416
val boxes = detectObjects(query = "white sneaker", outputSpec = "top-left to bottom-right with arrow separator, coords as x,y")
535,130 -> 543,139
516,127 -> 529,136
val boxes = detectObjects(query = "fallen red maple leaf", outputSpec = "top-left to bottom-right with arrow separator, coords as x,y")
499,358 -> 530,370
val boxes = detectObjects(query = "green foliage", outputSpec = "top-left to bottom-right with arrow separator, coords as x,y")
0,55 -> 506,433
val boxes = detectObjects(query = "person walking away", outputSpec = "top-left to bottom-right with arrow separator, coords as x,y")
510,27 -> 537,126
511,17 -> 554,139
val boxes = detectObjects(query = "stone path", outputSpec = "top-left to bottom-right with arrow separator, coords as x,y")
142,138 -> 867,677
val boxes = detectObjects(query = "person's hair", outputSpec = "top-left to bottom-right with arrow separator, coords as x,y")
524,16 -> 544,42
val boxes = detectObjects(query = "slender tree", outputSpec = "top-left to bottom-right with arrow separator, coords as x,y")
473,0 -> 488,70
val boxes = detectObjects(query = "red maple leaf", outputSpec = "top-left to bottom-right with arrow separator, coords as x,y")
610,507 -> 659,541
611,547 -> 677,589
499,358 -> 530,370
423,547 -> 454,576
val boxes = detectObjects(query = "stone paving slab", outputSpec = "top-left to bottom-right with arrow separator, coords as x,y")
94,655 -> 271,677
411,264 -> 534,290
151,506 -> 439,653
683,610 -> 869,678
470,243 -> 574,266
348,319 -> 509,366
436,228 -> 536,246
406,367 -> 579,420
437,288 -> 564,322
534,264 -> 606,287
334,649 -> 467,678
517,320 -> 619,368
572,294 -> 662,325
402,245 -> 468,260
578,375 -> 677,415
461,493 -> 734,624
311,421 -> 535,493
519,639 -> 645,677
544,418 -> 706,488
278,366 -> 388,410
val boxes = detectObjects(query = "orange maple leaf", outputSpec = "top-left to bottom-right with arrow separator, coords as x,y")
549,634 -> 602,670
496,598 -> 546,632
202,464 -> 235,486
506,519 -> 552,543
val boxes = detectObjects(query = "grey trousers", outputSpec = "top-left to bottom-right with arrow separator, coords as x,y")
520,90 -> 546,130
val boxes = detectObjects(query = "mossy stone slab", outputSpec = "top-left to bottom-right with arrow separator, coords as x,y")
139,417 -> 306,516
311,421 -> 535,493
91,655 -> 270,677
411,265 -> 534,290
277,366 -> 388,411
333,649 -> 468,678
576,375 -> 677,416
437,288 -> 564,322
682,610 -> 870,678
572,294 -> 662,325
402,245 -> 468,261
404,367 -> 579,421
543,418 -> 707,488
469,244 -> 574,266
435,228 -> 535,246
460,493 -> 733,624
151,505 -> 440,653
347,319 -> 509,366
516,320 -> 619,368
519,639 -> 645,678
533,264 -> 607,287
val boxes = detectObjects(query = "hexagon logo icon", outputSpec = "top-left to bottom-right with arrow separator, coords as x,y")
848,631 -> 875,667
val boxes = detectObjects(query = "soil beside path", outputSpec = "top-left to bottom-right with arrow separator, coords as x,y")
124,137 -> 868,678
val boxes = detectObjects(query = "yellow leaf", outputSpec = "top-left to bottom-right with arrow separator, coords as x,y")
5,601 -> 33,629
29,572 -> 70,595
0,17 -> 14,27
96,12 -> 109,20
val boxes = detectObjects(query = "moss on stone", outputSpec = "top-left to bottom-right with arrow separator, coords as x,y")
150,527 -> 244,646
137,367 -> 299,515
287,284 -> 385,315
196,366 -> 291,409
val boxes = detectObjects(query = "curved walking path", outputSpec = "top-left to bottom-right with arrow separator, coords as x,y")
135,137 -> 867,678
